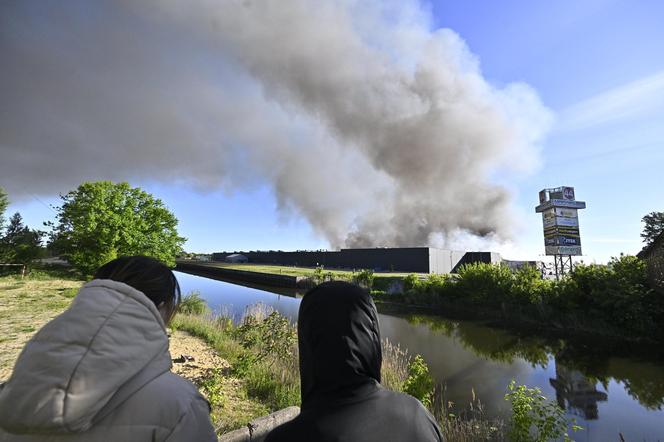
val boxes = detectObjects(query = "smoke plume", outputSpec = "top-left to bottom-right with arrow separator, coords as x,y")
0,0 -> 552,248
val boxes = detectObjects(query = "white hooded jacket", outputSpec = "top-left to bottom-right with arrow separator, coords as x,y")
0,279 -> 217,441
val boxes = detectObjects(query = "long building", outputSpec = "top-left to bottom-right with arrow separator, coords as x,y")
212,247 -> 502,274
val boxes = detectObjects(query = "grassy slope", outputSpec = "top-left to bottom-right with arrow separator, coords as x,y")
0,269 -> 273,435
199,262 -> 418,290
0,269 -> 83,379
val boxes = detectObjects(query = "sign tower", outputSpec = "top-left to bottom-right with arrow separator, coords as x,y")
535,187 -> 586,278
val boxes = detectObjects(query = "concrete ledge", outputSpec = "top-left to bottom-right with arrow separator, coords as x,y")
176,261 -> 305,288
219,406 -> 300,442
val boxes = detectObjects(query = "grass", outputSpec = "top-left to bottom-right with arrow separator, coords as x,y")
171,304 -> 509,441
195,262 -> 420,291
0,268 -> 84,379
1,267 -> 510,440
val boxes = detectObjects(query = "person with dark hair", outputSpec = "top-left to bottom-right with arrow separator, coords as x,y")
0,256 -> 217,441
265,281 -> 442,442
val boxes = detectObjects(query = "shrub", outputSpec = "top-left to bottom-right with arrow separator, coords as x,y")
178,291 -> 209,315
505,380 -> 581,442
403,354 -> 434,407
234,311 -> 297,367
403,274 -> 421,292
455,262 -> 514,304
353,269 -> 375,289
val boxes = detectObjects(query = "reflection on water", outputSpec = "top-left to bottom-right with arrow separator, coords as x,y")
550,364 -> 607,420
175,272 -> 664,440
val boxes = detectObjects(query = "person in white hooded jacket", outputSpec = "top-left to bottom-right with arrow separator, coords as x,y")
0,256 -> 218,442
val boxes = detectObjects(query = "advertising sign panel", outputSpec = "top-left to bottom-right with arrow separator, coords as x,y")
536,199 -> 586,212
542,216 -> 579,228
547,208 -> 578,218
546,245 -> 582,256
544,235 -> 581,247
544,225 -> 580,236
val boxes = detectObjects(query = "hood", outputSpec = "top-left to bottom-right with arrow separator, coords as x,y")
298,281 -> 382,409
0,279 -> 171,434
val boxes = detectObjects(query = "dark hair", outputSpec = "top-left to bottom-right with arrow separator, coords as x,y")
93,256 -> 181,323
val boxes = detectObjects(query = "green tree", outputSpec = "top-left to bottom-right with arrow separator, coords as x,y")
0,187 -> 8,233
49,181 -> 185,275
641,211 -> 664,246
1,212 -> 43,265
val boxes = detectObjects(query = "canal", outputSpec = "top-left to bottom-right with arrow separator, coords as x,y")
175,271 -> 664,441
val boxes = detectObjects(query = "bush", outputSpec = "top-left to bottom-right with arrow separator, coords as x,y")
353,269 -> 374,289
403,274 -> 421,292
556,255 -> 657,334
505,380 -> 581,442
234,311 -> 297,367
455,263 -> 514,304
178,291 -> 209,315
403,354 -> 434,407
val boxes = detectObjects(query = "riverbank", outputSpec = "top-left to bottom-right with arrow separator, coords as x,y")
172,301 -> 512,441
193,258 -> 664,345
176,260 -> 411,291
2,268 -> 598,440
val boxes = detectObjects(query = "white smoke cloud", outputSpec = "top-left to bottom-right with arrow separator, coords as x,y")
0,0 -> 552,248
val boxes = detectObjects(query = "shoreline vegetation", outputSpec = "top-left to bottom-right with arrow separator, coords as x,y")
171,293 -> 582,441
1,267 -> 583,441
187,255 -> 662,345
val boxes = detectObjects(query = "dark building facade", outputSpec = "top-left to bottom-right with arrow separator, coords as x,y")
212,247 -> 501,274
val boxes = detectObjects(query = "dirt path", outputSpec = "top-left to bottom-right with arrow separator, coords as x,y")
169,330 -> 268,434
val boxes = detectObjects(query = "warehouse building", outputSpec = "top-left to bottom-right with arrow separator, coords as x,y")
212,247 -> 501,274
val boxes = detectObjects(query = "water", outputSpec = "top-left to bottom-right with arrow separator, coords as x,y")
175,271 -> 664,441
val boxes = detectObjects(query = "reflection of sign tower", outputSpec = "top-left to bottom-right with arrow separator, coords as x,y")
549,362 -> 607,420
536,187 -> 586,278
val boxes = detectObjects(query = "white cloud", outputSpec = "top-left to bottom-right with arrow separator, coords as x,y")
558,70 -> 664,131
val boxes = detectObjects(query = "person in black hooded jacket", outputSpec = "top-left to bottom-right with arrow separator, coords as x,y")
265,281 -> 442,442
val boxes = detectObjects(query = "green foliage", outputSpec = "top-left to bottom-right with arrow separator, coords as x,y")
174,308 -> 301,411
48,181 -> 185,275
561,255 -> 657,333
395,256 -> 660,340
403,354 -> 435,407
178,291 -> 209,315
455,263 -> 515,304
0,212 -> 44,265
641,211 -> 664,246
312,265 -> 326,284
199,368 -> 226,409
403,273 -> 421,292
234,311 -> 297,369
353,269 -> 374,289
505,380 -> 581,442
0,187 -> 8,232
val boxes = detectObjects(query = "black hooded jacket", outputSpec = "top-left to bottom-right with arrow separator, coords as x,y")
265,281 -> 442,442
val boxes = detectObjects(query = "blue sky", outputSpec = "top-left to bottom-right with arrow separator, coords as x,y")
5,0 -> 664,263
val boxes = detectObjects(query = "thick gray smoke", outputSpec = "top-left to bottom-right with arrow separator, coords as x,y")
0,0 -> 551,248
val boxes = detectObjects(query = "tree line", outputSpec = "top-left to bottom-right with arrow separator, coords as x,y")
0,182 -> 184,275
1,180 -> 663,276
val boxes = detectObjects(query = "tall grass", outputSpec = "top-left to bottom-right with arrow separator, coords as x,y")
173,302 -> 515,440
178,290 -> 209,315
